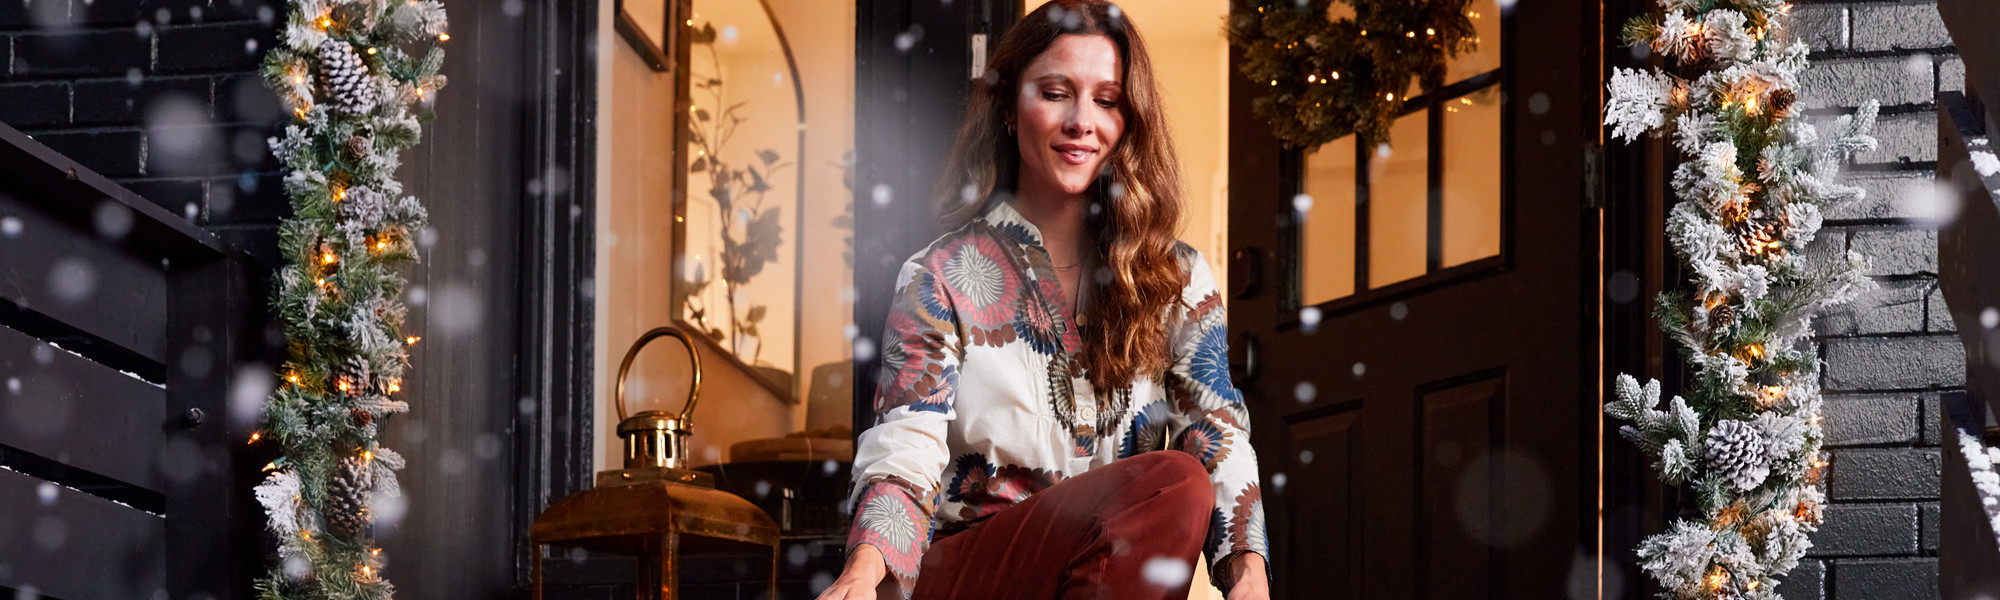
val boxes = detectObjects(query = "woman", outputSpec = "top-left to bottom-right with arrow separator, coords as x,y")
820,2 -> 1268,598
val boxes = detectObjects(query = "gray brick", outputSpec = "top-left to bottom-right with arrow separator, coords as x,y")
1824,393 -> 1920,446
1829,170 -> 1935,221
1828,448 -> 1941,500
1926,283 -> 1954,332
1809,502 -> 1919,556
1818,280 -> 1928,336
1780,559 -> 1824,600
1856,111 -> 1939,165
1804,225 -> 1848,273
1830,558 -> 1939,600
1801,58 -> 1932,110
1851,3 -> 1951,51
1823,335 -> 1964,390
1922,394 -> 1944,445
1940,56 -> 1963,94
1852,228 -> 1937,277
1919,501 -> 1939,551
1787,5 -> 1848,51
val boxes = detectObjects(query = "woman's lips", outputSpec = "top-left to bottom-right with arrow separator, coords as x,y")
1054,144 -> 1096,166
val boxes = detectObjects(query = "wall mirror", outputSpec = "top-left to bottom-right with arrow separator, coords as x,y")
671,0 -> 812,401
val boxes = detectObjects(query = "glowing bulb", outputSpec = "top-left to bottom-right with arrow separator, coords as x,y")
1331,72 -> 1340,80
363,451 -> 373,462
287,374 -> 301,384
322,252 -> 337,264
316,16 -> 331,29
248,433 -> 261,444
1406,31 -> 1415,38
1308,74 -> 1317,83
366,47 -> 377,55
388,381 -> 401,393
1426,28 -> 1436,35
406,336 -> 421,345
337,379 -> 351,392
439,33 -> 450,41
1387,93 -> 1396,101
263,461 -> 279,472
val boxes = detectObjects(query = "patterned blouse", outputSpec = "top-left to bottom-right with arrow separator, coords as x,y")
846,199 -> 1268,591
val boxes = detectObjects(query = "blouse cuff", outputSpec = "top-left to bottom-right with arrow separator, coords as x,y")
847,476 -> 936,586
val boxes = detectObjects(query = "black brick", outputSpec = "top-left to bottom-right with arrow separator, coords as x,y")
1808,503 -> 1918,556
1918,502 -> 1938,552
143,121 -> 229,175
0,81 -> 69,128
1824,394 -> 1920,447
80,0 -> 284,27
1830,558 -> 1938,600
0,1 -> 68,31
72,75 -> 208,126
31,129 -> 146,176
122,177 -> 204,218
1829,449 -> 1942,501
9,29 -> 151,80
1780,559 -> 1824,600
214,73 -> 280,123
209,223 -> 279,267
204,172 -> 286,225
154,22 -> 276,74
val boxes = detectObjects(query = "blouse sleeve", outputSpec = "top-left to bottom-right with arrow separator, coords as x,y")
847,257 -> 961,592
1162,249 -> 1270,590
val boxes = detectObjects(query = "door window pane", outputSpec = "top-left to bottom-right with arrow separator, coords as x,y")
1447,0 -> 1502,84
1301,136 -> 1357,305
1369,112 -> 1428,288
1441,86 -> 1501,268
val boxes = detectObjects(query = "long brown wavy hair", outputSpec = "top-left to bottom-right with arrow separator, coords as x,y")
934,0 -> 1186,396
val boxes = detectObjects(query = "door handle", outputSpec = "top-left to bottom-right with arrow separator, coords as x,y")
1230,247 -> 1263,300
1230,332 -> 1259,384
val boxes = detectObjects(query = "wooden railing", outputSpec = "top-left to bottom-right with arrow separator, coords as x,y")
0,121 -> 259,599
1937,1 -> 2000,596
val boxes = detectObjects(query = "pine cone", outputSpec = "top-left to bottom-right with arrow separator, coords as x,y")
325,456 -> 374,537
343,135 -> 372,163
339,185 -> 388,225
1705,419 -> 1771,491
1710,304 -> 1737,331
351,407 -> 374,428
1734,217 -> 1785,257
1767,88 -> 1796,119
317,39 -> 379,115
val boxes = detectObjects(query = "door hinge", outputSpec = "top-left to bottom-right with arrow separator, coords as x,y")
970,33 -> 989,80
1582,142 -> 1605,210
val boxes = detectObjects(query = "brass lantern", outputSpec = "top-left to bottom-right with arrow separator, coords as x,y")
599,326 -> 713,487
529,325 -> 779,599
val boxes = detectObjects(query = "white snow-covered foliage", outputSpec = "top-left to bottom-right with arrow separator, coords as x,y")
1604,0 -> 1878,597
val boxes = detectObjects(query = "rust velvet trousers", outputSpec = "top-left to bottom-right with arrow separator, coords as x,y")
910,450 -> 1215,600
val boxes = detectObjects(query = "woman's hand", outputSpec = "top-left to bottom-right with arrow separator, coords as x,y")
1223,552 -> 1270,600
816,544 -> 896,600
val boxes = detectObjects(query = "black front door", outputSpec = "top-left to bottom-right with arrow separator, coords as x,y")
1226,0 -> 1604,597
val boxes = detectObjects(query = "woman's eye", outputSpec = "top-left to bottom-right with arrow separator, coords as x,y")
1095,98 -> 1118,108
1042,91 -> 1068,101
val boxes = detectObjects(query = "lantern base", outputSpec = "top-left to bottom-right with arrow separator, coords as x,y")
595,466 -> 715,489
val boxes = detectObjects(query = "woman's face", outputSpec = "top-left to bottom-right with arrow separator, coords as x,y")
1012,33 -> 1125,198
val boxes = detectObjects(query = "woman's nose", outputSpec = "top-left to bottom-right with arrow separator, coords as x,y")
1063,103 -> 1095,137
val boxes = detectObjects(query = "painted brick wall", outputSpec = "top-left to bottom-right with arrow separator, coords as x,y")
1793,1 -> 1961,599
0,0 -> 287,257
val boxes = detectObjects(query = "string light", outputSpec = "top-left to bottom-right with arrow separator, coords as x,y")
388,380 -> 401,393
1307,74 -> 1317,83
321,251 -> 338,265
248,432 -> 262,444
337,379 -> 351,393
287,373 -> 301,384
263,461 -> 280,472
316,16 -> 332,29
1744,344 -> 1765,360
1387,93 -> 1396,101
405,336 -> 422,345
366,47 -> 378,55
438,33 -> 450,41
363,450 -> 373,462
1426,28 -> 1436,35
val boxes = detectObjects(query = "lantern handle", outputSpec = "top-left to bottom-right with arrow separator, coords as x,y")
614,326 -> 703,425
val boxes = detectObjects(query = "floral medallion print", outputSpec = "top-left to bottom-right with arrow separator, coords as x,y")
1178,420 -> 1233,473
1014,291 -> 1065,356
1120,400 -> 1170,459
945,453 -> 995,503
850,478 -> 933,582
928,233 -> 1022,329
996,220 -> 1040,247
1227,485 -> 1268,556
907,363 -> 957,414
1188,320 -> 1244,408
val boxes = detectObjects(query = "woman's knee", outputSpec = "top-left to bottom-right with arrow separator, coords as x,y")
1128,451 -> 1213,510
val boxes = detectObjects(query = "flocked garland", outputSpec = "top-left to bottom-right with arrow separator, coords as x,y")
252,0 -> 448,598
1225,0 -> 1475,150
1600,0 -> 1879,598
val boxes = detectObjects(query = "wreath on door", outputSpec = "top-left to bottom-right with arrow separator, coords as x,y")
1225,0 -> 1478,150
